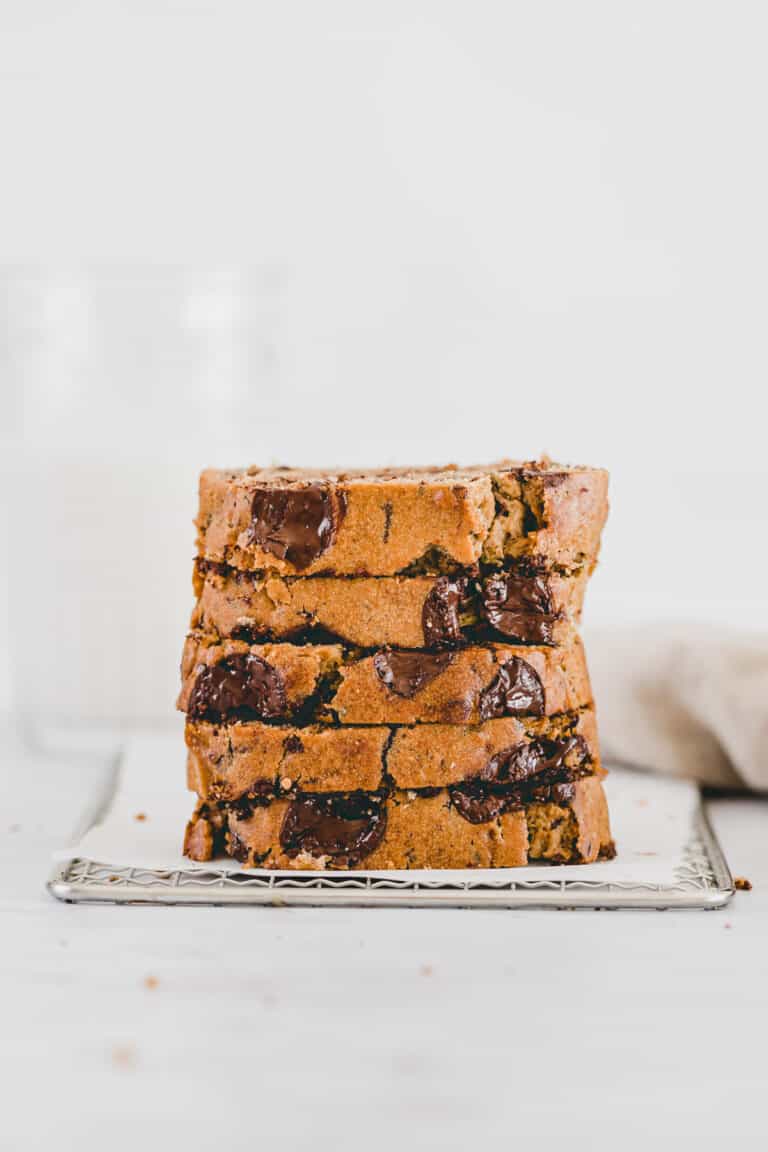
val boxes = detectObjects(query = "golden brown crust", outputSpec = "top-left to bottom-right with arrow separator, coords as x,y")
196,461 -> 608,577
184,778 -> 612,869
185,709 -> 599,798
191,565 -> 589,649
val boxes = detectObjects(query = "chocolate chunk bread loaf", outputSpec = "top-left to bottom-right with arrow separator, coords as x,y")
196,461 -> 608,576
179,459 -> 612,871
191,562 -> 589,648
185,776 -> 614,870
178,632 -> 593,724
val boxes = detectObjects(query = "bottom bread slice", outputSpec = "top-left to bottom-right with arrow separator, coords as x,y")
184,776 -> 614,870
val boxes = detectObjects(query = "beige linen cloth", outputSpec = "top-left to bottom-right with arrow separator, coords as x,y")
586,624 -> 768,790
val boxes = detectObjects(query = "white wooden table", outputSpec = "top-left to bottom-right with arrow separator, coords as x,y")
2,722 -> 766,1152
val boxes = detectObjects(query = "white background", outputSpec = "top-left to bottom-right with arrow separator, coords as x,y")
2,1 -> 768,723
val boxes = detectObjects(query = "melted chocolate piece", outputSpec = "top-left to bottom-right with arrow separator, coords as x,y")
280,794 -> 387,865
448,786 -> 512,824
479,657 -> 545,719
373,648 -> 454,698
449,755 -> 585,825
528,781 -> 576,805
422,576 -> 470,648
283,734 -> 304,755
187,653 -> 286,719
250,484 -> 345,569
482,572 -> 560,644
479,737 -> 585,785
231,782 -> 275,820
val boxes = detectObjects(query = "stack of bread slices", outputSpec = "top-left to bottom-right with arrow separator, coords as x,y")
180,460 -> 613,870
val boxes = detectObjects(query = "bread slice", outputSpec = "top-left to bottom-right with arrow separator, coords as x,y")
185,709 -> 599,798
183,777 -> 614,870
196,460 -> 608,576
192,561 -> 589,648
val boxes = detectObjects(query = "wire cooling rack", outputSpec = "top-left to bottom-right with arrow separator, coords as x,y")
48,799 -> 733,909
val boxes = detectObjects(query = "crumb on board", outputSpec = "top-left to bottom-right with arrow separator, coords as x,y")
134,812 -> 147,822
143,976 -> 159,990
420,965 -> 434,977
734,876 -> 753,892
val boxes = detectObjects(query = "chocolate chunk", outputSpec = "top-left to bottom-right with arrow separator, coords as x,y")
422,576 -> 470,648
250,484 -> 345,569
479,737 -> 586,785
532,781 -> 576,805
231,782 -> 275,819
479,657 -> 545,719
373,648 -> 454,698
187,653 -> 286,719
448,785 -> 513,824
283,734 -> 304,755
450,752 -> 585,824
482,572 -> 560,644
279,794 -> 387,865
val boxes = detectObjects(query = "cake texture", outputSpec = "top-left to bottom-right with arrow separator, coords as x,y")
196,461 -> 609,577
179,458 -> 612,870
178,631 -> 592,724
184,776 -> 614,870
191,561 -> 589,648
186,709 -> 599,798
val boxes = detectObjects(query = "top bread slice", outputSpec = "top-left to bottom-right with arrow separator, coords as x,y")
196,460 -> 609,577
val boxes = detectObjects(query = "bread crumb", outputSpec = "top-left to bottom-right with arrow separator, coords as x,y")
143,976 -> 159,990
734,876 -> 752,891
134,812 -> 147,822
420,965 -> 433,977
